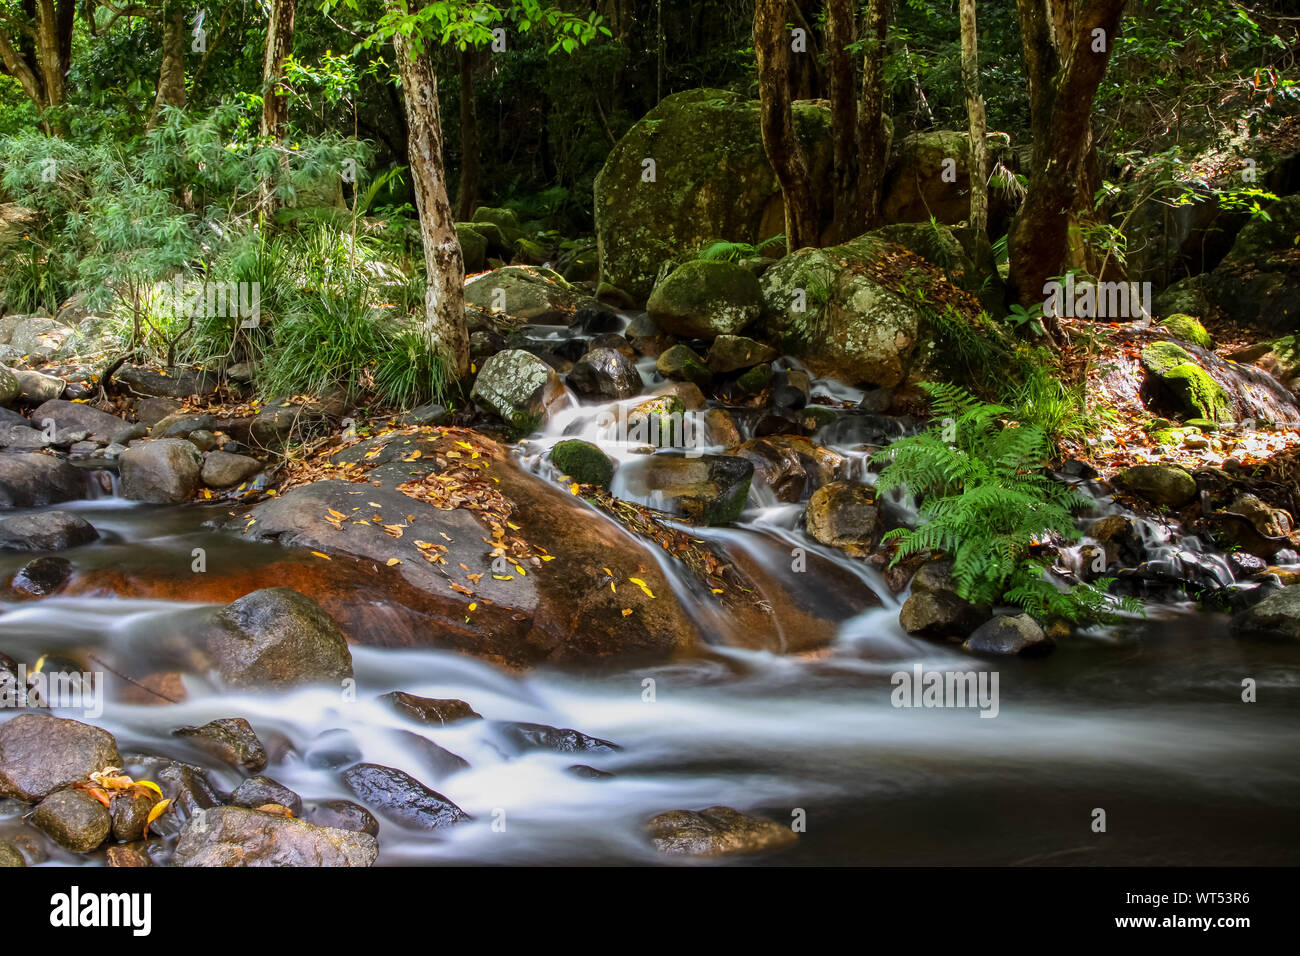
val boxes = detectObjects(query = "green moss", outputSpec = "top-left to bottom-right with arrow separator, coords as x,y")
550,440 -> 614,488
656,343 -> 712,385
1141,341 -> 1195,376
1159,313 -> 1214,349
1164,362 -> 1233,423
737,362 -> 773,395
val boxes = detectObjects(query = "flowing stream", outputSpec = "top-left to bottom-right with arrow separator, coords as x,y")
3,316 -> 1299,865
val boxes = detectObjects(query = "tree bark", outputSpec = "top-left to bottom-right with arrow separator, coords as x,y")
259,0 -> 296,215
959,0 -> 988,241
0,0 -> 74,131
453,49 -> 479,223
754,0 -> 818,251
1008,0 -> 1127,307
393,15 -> 469,379
857,0 -> 892,230
260,0 -> 296,141
827,0 -> 858,242
148,0 -> 187,128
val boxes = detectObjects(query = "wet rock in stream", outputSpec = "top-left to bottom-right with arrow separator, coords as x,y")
32,788 -> 111,852
0,510 -> 98,551
648,806 -> 797,857
495,721 -> 620,755
230,776 -> 303,816
173,717 -> 269,773
11,555 -> 72,596
172,805 -> 378,867
341,763 -> 469,830
0,714 -> 121,802
381,691 -> 482,725
0,453 -> 85,508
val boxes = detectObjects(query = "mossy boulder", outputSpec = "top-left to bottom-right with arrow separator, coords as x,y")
1231,334 -> 1299,395
759,234 -> 928,388
456,224 -> 488,274
1141,341 -> 1232,423
656,344 -> 713,386
1199,195 -> 1300,333
471,206 -> 523,245
1115,464 -> 1198,508
512,237 -> 552,267
1159,313 -> 1213,349
549,439 -> 614,488
646,260 -> 763,340
594,88 -> 833,298
881,130 -> 1014,227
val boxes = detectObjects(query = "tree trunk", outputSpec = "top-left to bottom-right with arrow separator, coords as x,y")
33,0 -> 65,108
959,0 -> 988,242
961,0 -> 987,270
857,0 -> 892,230
392,14 -> 470,379
148,1 -> 188,129
1008,0 -> 1127,307
827,0 -> 859,242
754,0 -> 818,251
259,0 -> 296,215
0,0 -> 73,131
454,50 -> 479,223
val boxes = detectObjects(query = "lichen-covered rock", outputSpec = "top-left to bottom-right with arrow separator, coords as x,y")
471,348 -> 570,435
567,346 -> 643,400
759,234 -> 927,388
594,88 -> 833,298
464,265 -> 583,324
646,260 -> 763,340
549,439 -> 614,488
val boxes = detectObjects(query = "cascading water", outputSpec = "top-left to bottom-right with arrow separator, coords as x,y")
2,318 -> 1298,865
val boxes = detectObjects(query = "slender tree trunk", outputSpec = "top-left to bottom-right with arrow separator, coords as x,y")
0,0 -> 73,131
857,0 -> 892,229
959,0 -> 988,241
33,0 -> 64,107
392,16 -> 469,379
1008,0 -> 1127,307
754,0 -> 818,250
827,0 -> 859,242
148,1 -> 188,129
454,50 -> 479,223
259,0 -> 296,215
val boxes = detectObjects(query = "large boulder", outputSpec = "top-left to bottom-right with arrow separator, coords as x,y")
594,88 -> 833,298
464,266 -> 583,324
172,805 -> 378,866
197,587 -> 355,688
120,438 -> 202,503
566,347 -> 643,400
0,453 -> 84,508
1140,341 -> 1233,423
881,130 -> 1015,227
805,481 -> 878,555
0,510 -> 98,551
470,348 -> 570,435
1230,585 -> 1300,642
646,260 -> 763,340
31,399 -> 127,443
759,234 -> 928,388
1115,464 -> 1198,508
1197,194 -> 1300,334
0,714 -> 121,802
964,613 -> 1054,656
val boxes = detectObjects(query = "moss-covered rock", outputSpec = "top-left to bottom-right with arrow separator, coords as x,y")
1115,464 -> 1198,508
758,234 -> 928,388
1200,194 -> 1300,333
646,260 -> 763,339
512,237 -> 552,266
471,206 -> 522,244
456,224 -> 488,274
881,130 -> 1014,226
464,266 -> 584,325
1232,334 -> 1299,395
1159,313 -> 1214,349
656,343 -> 712,386
594,88 -> 833,298
549,439 -> 614,488
1141,341 -> 1233,422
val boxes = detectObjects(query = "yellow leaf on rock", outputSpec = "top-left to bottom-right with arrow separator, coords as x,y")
629,577 -> 655,598
386,557 -> 401,566
311,551 -> 331,560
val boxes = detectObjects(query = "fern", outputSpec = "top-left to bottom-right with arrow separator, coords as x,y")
873,382 -> 1088,607
1003,562 -> 1144,625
